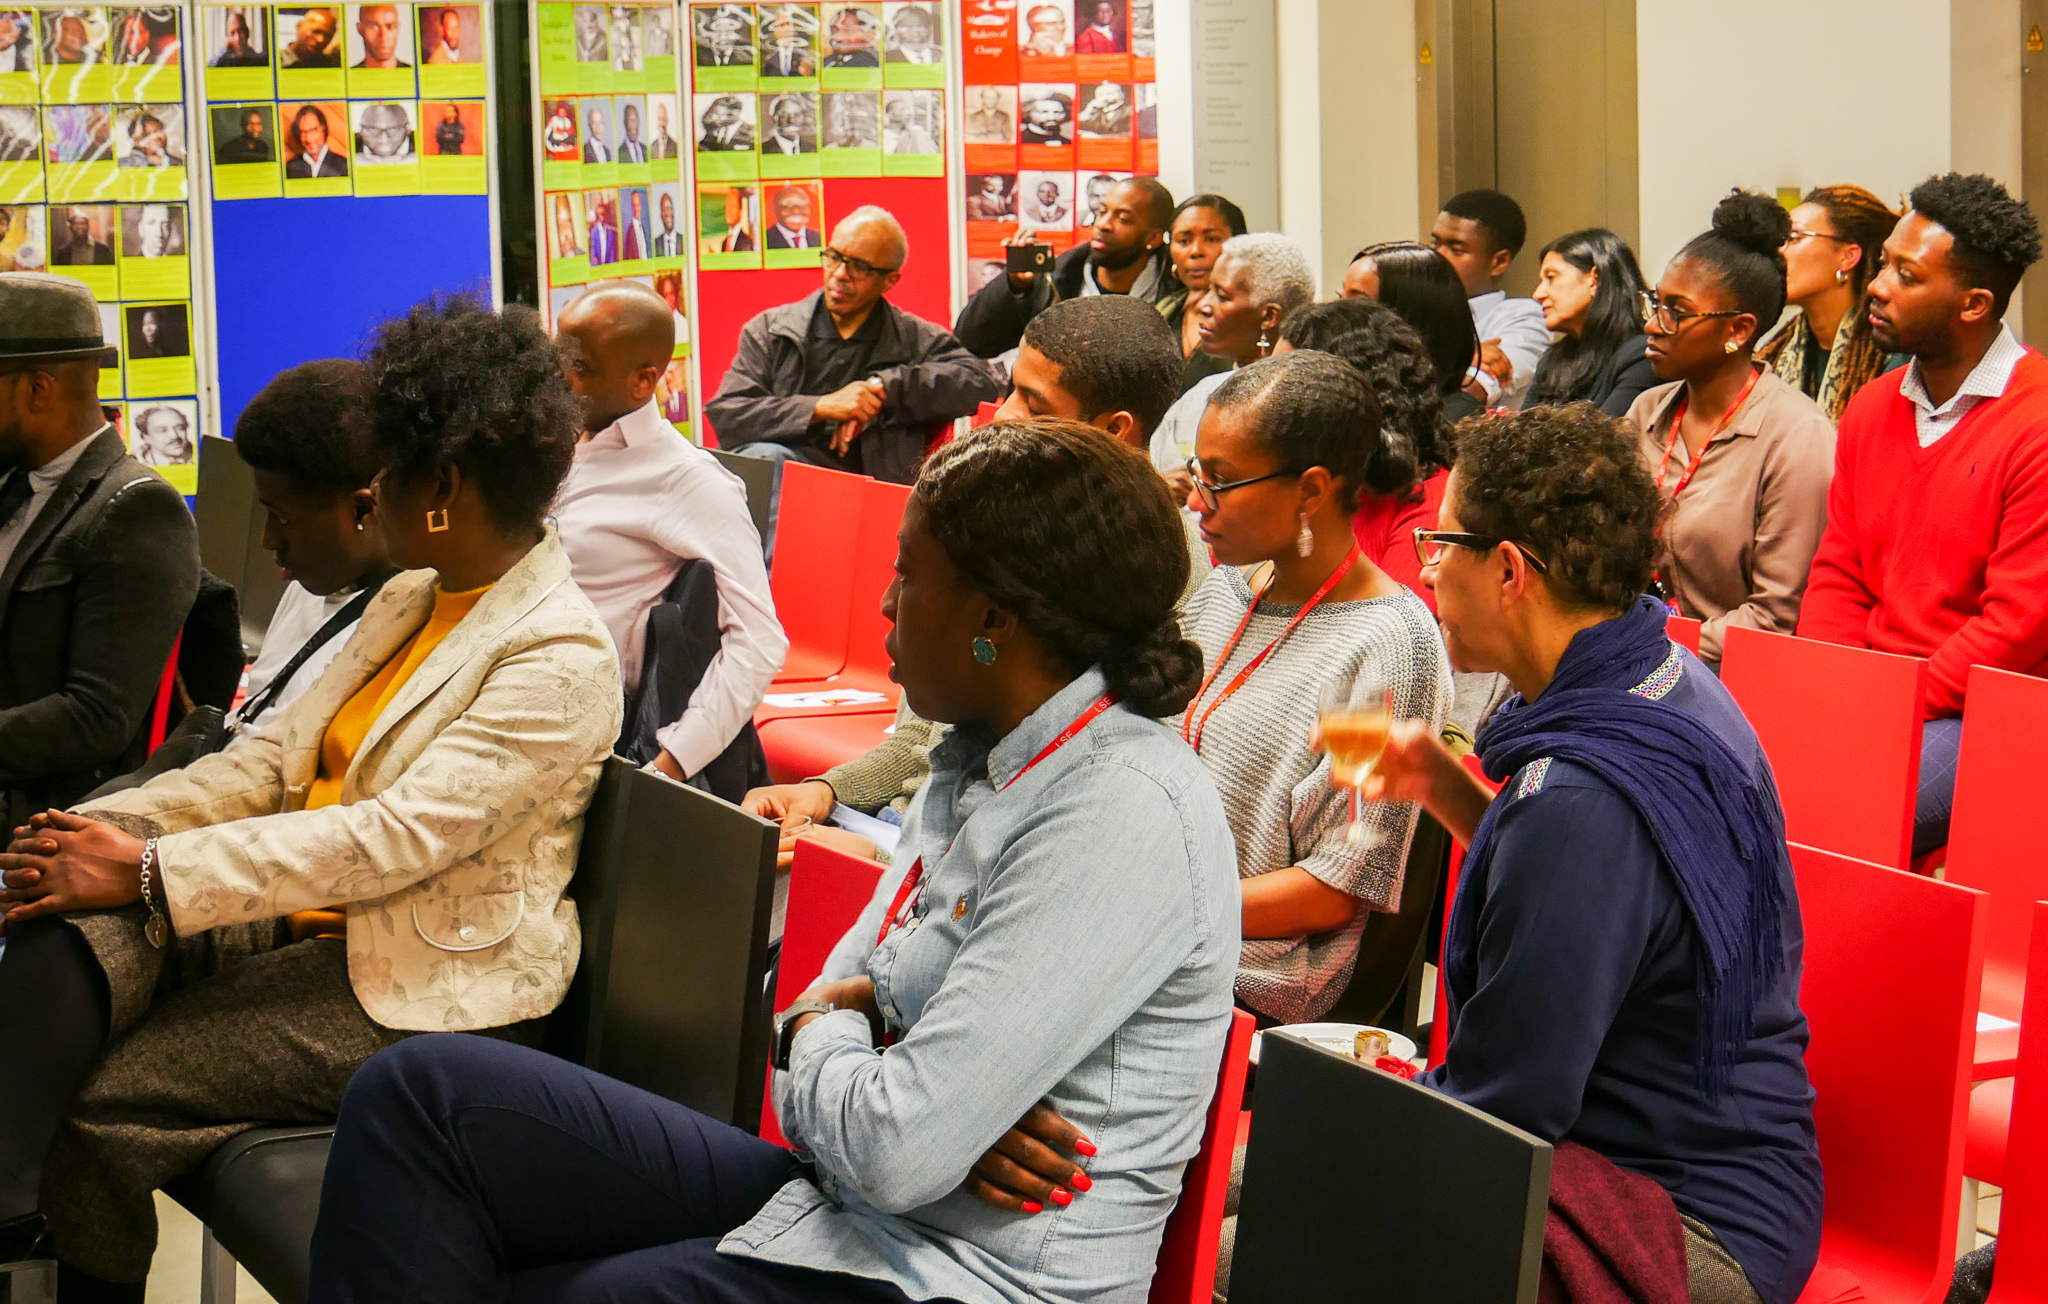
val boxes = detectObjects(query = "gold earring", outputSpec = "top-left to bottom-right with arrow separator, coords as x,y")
426,508 -> 450,532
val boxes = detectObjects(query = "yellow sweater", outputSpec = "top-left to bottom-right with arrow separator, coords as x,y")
288,585 -> 488,940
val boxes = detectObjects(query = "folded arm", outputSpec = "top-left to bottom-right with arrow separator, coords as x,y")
704,324 -> 823,448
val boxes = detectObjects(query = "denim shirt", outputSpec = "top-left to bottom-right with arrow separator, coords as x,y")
719,668 -> 1242,1304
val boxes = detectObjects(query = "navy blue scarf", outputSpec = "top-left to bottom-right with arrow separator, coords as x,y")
1445,596 -> 1789,1094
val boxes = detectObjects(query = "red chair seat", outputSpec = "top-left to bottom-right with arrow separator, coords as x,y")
758,710 -> 901,786
1966,1077 -> 2012,1190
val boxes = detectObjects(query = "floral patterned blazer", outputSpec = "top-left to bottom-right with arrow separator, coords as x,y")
83,530 -> 622,1031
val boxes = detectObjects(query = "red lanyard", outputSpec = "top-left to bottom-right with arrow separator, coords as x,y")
1180,550 -> 1359,755
1654,368 -> 1762,501
873,691 -> 1119,949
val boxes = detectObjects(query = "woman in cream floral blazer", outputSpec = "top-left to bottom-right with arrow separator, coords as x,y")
0,298 -> 622,1293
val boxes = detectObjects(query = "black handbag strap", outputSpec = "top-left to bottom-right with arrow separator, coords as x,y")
231,574 -> 392,730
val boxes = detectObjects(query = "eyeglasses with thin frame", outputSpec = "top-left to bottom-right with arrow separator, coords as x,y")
1184,456 -> 1299,513
1412,527 -> 1549,574
823,246 -> 900,281
1783,228 -> 1849,248
1638,291 -> 1743,334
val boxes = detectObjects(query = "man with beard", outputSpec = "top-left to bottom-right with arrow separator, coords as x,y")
953,174 -> 1175,359
1799,171 -> 2048,859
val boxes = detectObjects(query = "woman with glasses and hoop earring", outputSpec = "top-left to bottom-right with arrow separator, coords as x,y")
1177,351 -> 1451,1025
1623,190 -> 1836,667
1753,184 -> 1907,421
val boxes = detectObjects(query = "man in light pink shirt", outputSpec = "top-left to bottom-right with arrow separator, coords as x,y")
553,283 -> 787,783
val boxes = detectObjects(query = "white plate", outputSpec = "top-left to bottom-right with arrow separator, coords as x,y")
1249,1022 -> 1419,1067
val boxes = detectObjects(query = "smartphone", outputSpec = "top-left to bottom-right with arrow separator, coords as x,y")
1006,242 -> 1054,276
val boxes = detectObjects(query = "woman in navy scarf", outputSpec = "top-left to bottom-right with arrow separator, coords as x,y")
1359,404 -> 1820,1304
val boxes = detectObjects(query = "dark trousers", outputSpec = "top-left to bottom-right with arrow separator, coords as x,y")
309,1035 -> 930,1304
0,920 -> 109,1223
1915,717 -> 1965,858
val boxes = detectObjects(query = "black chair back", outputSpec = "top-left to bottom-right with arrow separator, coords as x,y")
709,447 -> 775,551
1321,813 -> 1450,1036
548,756 -> 779,1129
194,433 -> 286,652
1230,1033 -> 1551,1304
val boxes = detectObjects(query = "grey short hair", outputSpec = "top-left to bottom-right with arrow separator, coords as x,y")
836,204 -> 908,268
1220,232 -> 1316,316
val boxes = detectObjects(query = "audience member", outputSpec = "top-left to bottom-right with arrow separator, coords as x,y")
1368,403 -> 1821,1304
555,282 -> 787,786
1158,192 -> 1248,391
1272,298 -> 1446,602
0,296 -> 622,1298
1342,241 -> 1485,422
308,420 -> 1242,1304
744,295 -> 1201,866
709,206 -> 998,486
1628,191 -> 1835,665
1755,184 -> 1904,421
1799,172 -> 2048,857
226,360 -> 395,735
0,273 -> 197,832
1431,188 -> 1551,405
954,176 -> 1177,358
1148,232 -> 1316,471
1523,227 -> 1657,416
1179,351 -> 1451,1023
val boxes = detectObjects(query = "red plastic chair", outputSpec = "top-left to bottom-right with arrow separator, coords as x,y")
769,462 -> 870,684
1666,614 -> 1702,656
146,632 -> 183,753
759,839 -> 889,1146
1721,626 -> 1929,871
1967,902 -> 2048,1303
757,710 -> 902,786
759,477 -> 911,729
1946,666 -> 2048,1080
1148,1009 -> 1255,1304
1790,842 -> 1986,1304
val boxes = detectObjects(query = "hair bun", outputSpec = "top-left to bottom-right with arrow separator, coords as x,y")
1710,189 -> 1792,258
1103,618 -> 1204,719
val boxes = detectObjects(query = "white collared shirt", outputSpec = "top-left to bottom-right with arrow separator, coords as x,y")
554,401 -> 787,776
234,582 -> 361,730
1899,322 -> 2027,447
1468,289 -> 1553,404
0,427 -> 101,572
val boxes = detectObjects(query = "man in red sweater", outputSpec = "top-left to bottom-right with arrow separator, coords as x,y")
1799,172 -> 2048,856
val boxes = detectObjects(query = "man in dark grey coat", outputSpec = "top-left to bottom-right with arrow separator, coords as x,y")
708,205 -> 999,486
0,273 -> 199,831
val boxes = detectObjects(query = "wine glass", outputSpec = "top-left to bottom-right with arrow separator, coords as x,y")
1318,675 -> 1392,848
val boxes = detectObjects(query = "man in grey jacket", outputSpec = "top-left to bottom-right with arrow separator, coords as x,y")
708,206 -> 1000,486
0,273 -> 198,832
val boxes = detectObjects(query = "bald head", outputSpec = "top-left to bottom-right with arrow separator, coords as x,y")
822,205 -> 909,323
557,282 -> 676,433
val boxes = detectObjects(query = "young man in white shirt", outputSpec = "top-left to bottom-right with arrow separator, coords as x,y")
1431,187 -> 1552,407
554,282 -> 788,785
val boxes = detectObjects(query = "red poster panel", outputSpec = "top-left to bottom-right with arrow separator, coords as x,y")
961,0 -> 1017,81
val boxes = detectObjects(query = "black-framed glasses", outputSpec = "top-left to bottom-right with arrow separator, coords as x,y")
1184,456 -> 1299,513
1639,291 -> 1742,333
1412,528 -> 1549,574
823,247 -> 899,281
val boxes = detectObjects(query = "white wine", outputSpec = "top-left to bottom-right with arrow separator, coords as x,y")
1320,709 -> 1391,787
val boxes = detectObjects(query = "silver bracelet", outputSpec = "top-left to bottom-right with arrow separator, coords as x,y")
138,837 -> 168,949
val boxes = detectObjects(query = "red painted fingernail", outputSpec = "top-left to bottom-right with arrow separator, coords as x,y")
1021,1201 -> 1043,1215
1049,1187 -> 1072,1207
1074,1138 -> 1097,1157
1069,1170 -> 1091,1191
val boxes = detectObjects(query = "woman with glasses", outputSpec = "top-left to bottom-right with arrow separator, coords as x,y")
1178,351 -> 1452,1024
1624,190 -> 1836,665
1523,228 -> 1659,417
1753,185 -> 1905,421
1368,404 -> 1820,1304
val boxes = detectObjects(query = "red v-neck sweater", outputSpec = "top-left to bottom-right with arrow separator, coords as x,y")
1798,348 -> 2048,717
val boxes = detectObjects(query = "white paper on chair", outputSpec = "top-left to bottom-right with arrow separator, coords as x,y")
830,803 -> 902,857
762,689 -> 892,708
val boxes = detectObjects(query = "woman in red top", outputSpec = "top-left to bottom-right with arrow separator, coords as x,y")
1274,298 -> 1452,609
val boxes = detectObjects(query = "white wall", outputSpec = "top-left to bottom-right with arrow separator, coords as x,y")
1635,0 -> 1954,279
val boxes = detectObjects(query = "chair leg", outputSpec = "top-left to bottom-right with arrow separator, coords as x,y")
1958,1177 -> 1982,1257
1,1260 -> 59,1304
199,1225 -> 239,1304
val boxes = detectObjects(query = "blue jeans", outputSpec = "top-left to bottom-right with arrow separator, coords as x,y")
308,1036 -> 931,1304
1914,717 -> 1964,858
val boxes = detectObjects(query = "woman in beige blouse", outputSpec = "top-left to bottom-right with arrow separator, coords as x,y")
1626,191 -> 1835,666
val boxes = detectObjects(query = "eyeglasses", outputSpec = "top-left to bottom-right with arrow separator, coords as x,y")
823,247 -> 900,281
1412,528 -> 1549,574
1638,291 -> 1742,334
1783,228 -> 1849,248
1184,456 -> 1299,513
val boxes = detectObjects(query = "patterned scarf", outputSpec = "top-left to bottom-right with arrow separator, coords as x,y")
1756,298 -> 1891,423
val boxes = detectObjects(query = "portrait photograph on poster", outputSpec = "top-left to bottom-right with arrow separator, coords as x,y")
696,180 -> 759,267
1017,83 -> 1073,145
125,300 -> 189,358
756,3 -> 817,80
0,103 -> 38,162
762,180 -> 821,247
1075,81 -> 1128,136
1018,0 -> 1071,77
211,102 -> 275,163
107,5 -> 183,101
657,357 -> 688,424
691,2 -> 755,84
1128,0 -> 1153,58
202,4 -> 269,99
40,7 -> 111,69
694,91 -> 753,151
0,9 -> 37,76
820,90 -> 876,149
0,202 -> 43,271
613,92 -> 648,163
583,185 -> 619,267
1016,169 -> 1070,230
883,2 -> 942,72
579,94 -> 613,162
350,99 -> 416,164
963,171 -> 1015,221
44,103 -> 112,163
117,198 -> 185,294
548,189 -> 585,259
606,3 -> 641,73
648,180 -> 684,256
348,3 -> 414,68
1077,168 -> 1126,226
642,4 -> 675,59
114,103 -> 184,166
962,83 -> 1014,144
418,3 -> 479,64
617,182 -> 652,261
820,5 -> 879,79
276,6 -> 343,67
281,99 -> 350,196
882,87 -> 939,154
572,4 -> 608,66
420,98 -> 483,191
48,202 -> 114,265
543,96 -> 579,160
645,91 -> 680,159
130,397 -> 196,463
758,90 -> 816,162
1073,0 -> 1123,52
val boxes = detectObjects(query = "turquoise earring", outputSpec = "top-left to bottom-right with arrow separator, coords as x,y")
971,635 -> 998,665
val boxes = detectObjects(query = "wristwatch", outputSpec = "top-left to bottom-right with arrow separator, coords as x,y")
772,999 -> 836,1071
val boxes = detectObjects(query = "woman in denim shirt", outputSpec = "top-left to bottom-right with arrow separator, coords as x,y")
308,420 -> 1243,1304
